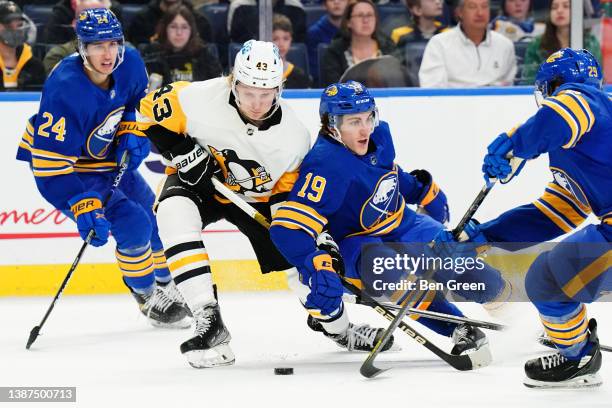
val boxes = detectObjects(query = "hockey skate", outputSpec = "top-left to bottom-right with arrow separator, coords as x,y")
451,323 -> 492,367
159,280 -> 193,317
180,303 -> 235,368
307,315 -> 395,352
130,284 -> 192,329
524,319 -> 602,389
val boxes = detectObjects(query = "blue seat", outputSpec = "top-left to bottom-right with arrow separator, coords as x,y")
229,42 -> 310,78
513,41 -> 531,85
121,4 -> 145,29
304,4 -> 326,27
198,3 -> 229,44
23,5 -> 53,28
402,41 -> 428,85
317,42 -> 329,87
376,4 -> 406,25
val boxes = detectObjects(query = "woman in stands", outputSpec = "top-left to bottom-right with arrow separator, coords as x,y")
319,0 -> 400,86
521,0 -> 600,83
141,4 -> 221,87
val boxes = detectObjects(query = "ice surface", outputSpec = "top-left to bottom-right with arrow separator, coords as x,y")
1,292 -> 610,408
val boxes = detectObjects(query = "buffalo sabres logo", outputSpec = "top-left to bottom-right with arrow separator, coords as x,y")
551,168 -> 590,209
546,50 -> 564,63
360,172 -> 400,229
208,146 -> 272,194
86,107 -> 124,159
325,85 -> 338,96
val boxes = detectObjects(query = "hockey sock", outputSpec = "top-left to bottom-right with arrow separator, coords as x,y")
311,302 -> 349,335
152,248 -> 172,284
406,290 -> 461,337
539,304 -> 590,359
116,245 -> 155,294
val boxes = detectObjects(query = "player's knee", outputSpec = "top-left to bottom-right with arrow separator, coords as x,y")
156,196 -> 202,239
525,252 -> 557,303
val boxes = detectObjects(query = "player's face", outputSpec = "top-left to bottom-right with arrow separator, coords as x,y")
167,14 -> 191,51
86,40 -> 120,75
338,111 -> 375,156
505,0 -> 530,20
348,2 -> 377,38
326,0 -> 349,19
272,29 -> 292,59
236,82 -> 277,121
550,0 -> 570,28
418,0 -> 443,18
458,0 -> 490,31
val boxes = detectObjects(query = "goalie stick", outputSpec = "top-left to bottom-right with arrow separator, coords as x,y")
26,153 -> 129,350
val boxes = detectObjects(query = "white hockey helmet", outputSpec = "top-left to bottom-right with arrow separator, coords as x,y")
233,40 -> 283,89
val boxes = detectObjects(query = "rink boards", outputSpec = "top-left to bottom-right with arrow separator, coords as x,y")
0,87 -> 585,296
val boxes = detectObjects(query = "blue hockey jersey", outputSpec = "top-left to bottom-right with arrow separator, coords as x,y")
481,83 -> 612,242
16,47 -> 148,211
270,121 -> 428,268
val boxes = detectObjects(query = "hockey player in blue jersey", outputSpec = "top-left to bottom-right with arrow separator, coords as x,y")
270,81 -> 505,358
436,48 -> 609,388
15,8 -> 190,328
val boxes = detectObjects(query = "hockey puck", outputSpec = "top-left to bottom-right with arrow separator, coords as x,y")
274,367 -> 294,375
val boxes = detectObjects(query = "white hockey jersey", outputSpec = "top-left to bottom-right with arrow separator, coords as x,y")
137,77 -> 311,202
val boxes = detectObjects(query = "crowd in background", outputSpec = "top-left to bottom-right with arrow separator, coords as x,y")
0,0 -> 606,91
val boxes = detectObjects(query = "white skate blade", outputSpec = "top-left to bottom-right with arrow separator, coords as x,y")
523,373 -> 602,389
150,316 -> 192,329
184,343 -> 235,369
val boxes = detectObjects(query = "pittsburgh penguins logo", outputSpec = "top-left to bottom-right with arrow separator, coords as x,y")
208,146 -> 272,194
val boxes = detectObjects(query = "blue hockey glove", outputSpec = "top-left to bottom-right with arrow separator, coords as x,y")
68,191 -> 110,247
434,219 -> 487,244
431,220 -> 489,272
162,136 -> 221,195
301,250 -> 344,316
116,122 -> 151,171
411,169 -> 449,224
482,133 -> 526,183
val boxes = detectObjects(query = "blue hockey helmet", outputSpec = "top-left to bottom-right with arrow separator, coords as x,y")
75,8 -> 125,72
535,48 -> 603,99
319,81 -> 377,119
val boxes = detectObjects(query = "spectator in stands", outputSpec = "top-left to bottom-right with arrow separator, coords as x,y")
43,0 -> 106,72
490,0 -> 544,42
0,1 -> 45,90
306,0 -> 348,81
44,0 -> 123,44
141,4 -> 221,86
272,13 -> 310,88
391,0 -> 449,46
228,0 -> 306,43
522,0 -> 601,83
419,0 -> 516,87
127,0 -> 212,45
320,0 -> 399,86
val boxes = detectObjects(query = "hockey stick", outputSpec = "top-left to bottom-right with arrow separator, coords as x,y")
360,179 -> 498,378
343,290 -> 506,331
210,178 -> 494,370
538,335 -> 612,353
26,153 -> 129,350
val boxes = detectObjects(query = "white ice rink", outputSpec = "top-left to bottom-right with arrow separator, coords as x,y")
1,292 -> 611,408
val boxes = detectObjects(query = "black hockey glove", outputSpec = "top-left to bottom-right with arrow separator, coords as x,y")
162,136 -> 221,194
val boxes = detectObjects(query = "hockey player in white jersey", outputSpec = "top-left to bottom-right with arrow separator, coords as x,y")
137,40 -> 311,368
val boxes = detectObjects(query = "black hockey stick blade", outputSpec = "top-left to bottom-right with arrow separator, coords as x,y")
26,325 -> 41,350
